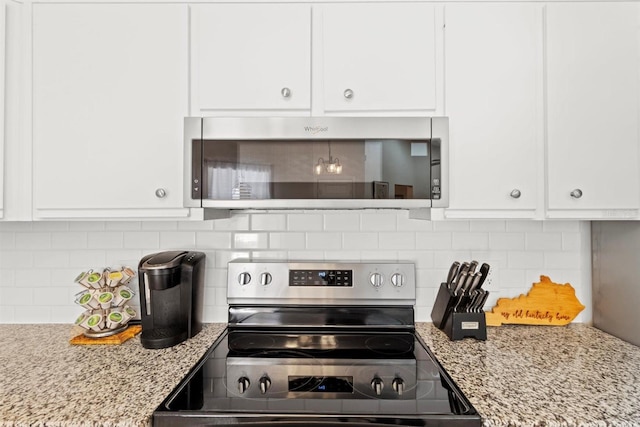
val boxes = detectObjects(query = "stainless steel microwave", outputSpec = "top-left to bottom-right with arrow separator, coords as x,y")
184,117 -> 448,214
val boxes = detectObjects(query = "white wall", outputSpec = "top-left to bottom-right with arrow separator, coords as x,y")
0,212 -> 592,324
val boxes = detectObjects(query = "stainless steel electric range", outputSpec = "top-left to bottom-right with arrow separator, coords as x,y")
154,260 -> 481,427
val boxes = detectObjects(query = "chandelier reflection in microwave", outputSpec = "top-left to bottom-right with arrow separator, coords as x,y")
314,141 -> 343,175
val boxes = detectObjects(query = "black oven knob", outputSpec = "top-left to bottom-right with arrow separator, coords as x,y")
259,375 -> 272,394
392,377 -> 405,396
237,377 -> 251,394
371,377 -> 384,396
238,272 -> 251,286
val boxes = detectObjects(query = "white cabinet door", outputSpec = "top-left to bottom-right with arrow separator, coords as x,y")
320,3 -> 439,114
546,2 -> 640,218
191,4 -> 311,116
444,3 -> 543,218
0,1 -> 5,219
32,4 -> 189,218
0,0 -> 27,221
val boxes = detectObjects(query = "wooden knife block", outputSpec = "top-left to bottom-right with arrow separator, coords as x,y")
431,283 -> 487,341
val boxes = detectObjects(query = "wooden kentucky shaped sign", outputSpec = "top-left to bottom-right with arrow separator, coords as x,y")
485,275 -> 585,326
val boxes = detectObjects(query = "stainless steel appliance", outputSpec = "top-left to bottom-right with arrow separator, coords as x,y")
154,260 -> 481,426
592,221 -> 640,346
184,117 -> 448,216
138,251 -> 206,349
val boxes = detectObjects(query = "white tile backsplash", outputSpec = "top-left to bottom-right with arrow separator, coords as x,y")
0,214 -> 592,324
452,232 -> 489,250
324,213 -> 360,231
379,232 -> 416,250
525,232 -> 563,251
159,231 -> 197,248
123,231 -> 159,249
16,232 -> 51,250
233,232 -> 269,249
33,251 -> 69,269
415,232 -> 452,250
287,213 -> 323,231
342,232 -> 378,250
361,212 -> 398,231
269,232 -> 306,250
488,232 -> 525,251
196,231 -> 233,250
88,232 -> 124,249
51,232 -> 88,249
306,232 -> 342,250
250,214 -> 287,231
469,220 -> 506,232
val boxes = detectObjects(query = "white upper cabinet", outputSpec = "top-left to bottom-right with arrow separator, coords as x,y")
546,2 -> 640,218
0,1 -> 5,219
444,3 -> 543,218
32,3 -> 190,219
191,4 -> 312,116
1,0 -> 28,221
319,3 -> 439,115
191,3 -> 441,117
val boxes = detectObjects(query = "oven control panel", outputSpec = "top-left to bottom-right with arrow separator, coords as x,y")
289,269 -> 353,287
227,260 -> 416,305
226,357 -> 417,400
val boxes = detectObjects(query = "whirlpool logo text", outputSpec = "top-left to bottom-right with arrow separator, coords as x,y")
304,126 -> 329,135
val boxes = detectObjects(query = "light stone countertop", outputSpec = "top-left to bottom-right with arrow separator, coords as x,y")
417,322 -> 640,427
0,323 -> 226,427
0,323 -> 638,427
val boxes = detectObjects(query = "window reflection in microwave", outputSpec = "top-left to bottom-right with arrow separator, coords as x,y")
202,139 -> 432,200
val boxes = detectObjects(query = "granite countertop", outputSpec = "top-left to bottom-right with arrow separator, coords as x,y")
0,323 -> 226,427
417,323 -> 640,426
0,323 -> 638,427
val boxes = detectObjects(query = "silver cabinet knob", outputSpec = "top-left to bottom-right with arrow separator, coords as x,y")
369,273 -> 383,288
391,273 -> 404,287
392,378 -> 405,396
155,188 -> 167,198
259,376 -> 272,394
570,189 -> 583,199
281,87 -> 291,98
343,88 -> 354,99
238,272 -> 251,286
371,377 -> 384,396
260,272 -> 272,286
237,377 -> 250,394
510,189 -> 521,199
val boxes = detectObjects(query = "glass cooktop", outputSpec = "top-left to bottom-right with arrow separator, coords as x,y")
154,329 -> 481,427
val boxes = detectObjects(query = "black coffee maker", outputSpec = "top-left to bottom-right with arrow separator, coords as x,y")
138,251 -> 205,349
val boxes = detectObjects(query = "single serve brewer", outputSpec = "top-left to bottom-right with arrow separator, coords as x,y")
138,251 -> 205,349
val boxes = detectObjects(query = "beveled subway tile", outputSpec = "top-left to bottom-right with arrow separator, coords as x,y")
233,233 -> 269,249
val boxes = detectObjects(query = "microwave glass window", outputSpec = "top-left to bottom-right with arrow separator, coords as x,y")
199,139 -> 436,200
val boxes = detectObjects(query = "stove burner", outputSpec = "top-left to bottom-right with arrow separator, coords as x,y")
227,333 -> 277,353
363,334 -> 414,356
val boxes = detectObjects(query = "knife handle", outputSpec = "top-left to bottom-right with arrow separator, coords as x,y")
467,272 -> 482,295
468,260 -> 478,274
446,261 -> 460,291
454,271 -> 467,296
477,263 -> 491,289
454,262 -> 469,285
